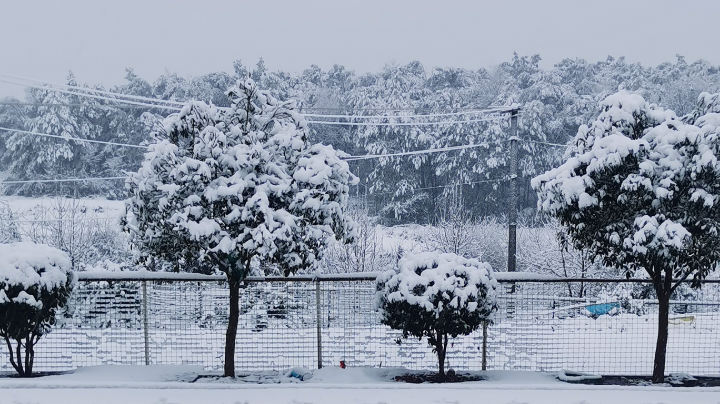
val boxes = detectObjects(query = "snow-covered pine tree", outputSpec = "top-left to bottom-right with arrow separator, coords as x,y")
124,78 -> 356,377
349,62 -> 437,222
375,251 -> 497,379
4,74 -> 87,196
62,75 -> 120,196
533,91 -> 720,383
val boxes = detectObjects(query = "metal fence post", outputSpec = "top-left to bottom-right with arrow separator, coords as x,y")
142,280 -> 150,366
482,321 -> 488,371
315,279 -> 323,369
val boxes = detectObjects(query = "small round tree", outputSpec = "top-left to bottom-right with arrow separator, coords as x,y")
375,251 -> 498,379
0,242 -> 75,377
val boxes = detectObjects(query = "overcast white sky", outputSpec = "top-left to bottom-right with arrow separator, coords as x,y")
1,0 -> 718,98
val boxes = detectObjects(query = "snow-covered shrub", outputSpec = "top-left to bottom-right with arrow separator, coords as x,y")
124,79 -> 356,377
533,90 -> 720,383
375,251 -> 497,378
0,242 -> 75,376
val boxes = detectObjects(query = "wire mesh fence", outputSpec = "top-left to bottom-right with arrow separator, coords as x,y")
2,274 -> 720,375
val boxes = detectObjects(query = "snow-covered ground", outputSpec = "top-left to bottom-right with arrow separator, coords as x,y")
0,366 -> 719,404
0,196 -> 126,219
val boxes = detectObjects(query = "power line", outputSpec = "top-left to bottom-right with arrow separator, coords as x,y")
0,73 -> 184,107
301,105 -> 513,112
3,216 -> 118,223
523,139 -> 569,148
0,101 -> 512,115
4,72 -> 519,115
342,140 -> 507,161
2,74 -> 521,121
308,115 -> 506,127
0,78 -> 182,111
360,177 -> 508,197
0,101 -> 167,110
1,98 -> 509,124
0,177 -> 125,185
303,106 -> 513,119
0,127 -> 147,149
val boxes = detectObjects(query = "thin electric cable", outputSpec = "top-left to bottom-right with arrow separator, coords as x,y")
308,115 -> 506,127
4,216 -> 118,223
0,73 -> 184,107
342,140 -> 508,161
0,101 -> 166,110
2,75 -> 521,125
0,79 -> 182,111
2,73 -> 519,116
361,177 -> 508,196
522,139 -> 569,147
0,127 -> 147,149
0,177 -> 125,185
302,106 -> 514,119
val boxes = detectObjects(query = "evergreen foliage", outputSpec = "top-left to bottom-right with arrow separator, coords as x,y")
532,90 -> 720,383
123,78 -> 356,377
375,251 -> 497,378
3,55 -> 720,220
0,242 -> 75,377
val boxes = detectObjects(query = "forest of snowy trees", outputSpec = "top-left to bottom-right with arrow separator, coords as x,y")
2,54 -> 720,224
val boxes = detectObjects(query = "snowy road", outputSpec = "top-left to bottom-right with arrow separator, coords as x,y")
1,366 -> 719,404
1,385 -> 720,404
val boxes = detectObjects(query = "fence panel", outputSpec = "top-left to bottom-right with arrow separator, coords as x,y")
1,276 -> 719,375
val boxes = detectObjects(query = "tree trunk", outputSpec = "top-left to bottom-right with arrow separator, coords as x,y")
435,330 -> 446,380
15,339 -> 25,377
25,335 -> 35,376
5,336 -> 22,376
652,293 -> 670,383
224,278 -> 241,377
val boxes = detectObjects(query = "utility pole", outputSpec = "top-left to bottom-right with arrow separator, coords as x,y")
506,108 -> 520,320
507,108 -> 519,273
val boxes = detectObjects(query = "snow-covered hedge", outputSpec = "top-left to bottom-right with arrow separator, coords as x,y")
375,251 -> 497,377
0,242 -> 75,376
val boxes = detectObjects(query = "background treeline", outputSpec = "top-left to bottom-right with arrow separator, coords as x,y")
2,54 -> 720,224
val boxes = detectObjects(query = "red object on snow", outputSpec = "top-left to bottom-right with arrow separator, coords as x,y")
340,360 -> 346,369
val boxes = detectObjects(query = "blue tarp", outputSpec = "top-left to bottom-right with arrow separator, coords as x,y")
585,302 -> 620,316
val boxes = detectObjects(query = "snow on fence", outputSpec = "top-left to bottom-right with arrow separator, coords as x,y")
2,273 -> 720,376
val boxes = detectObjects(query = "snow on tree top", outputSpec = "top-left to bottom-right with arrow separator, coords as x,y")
0,242 -> 73,291
124,79 -> 356,279
533,90 -> 720,277
375,251 -> 497,316
533,90 -> 720,216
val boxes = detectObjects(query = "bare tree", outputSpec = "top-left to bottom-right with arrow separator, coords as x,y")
18,198 -> 130,269
425,186 -> 482,258
517,217 -> 611,297
321,201 -> 394,273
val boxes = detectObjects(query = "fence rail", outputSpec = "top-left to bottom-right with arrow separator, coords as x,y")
2,273 -> 720,376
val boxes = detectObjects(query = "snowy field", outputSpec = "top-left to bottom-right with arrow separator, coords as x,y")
0,196 -> 126,220
1,366 -> 720,404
